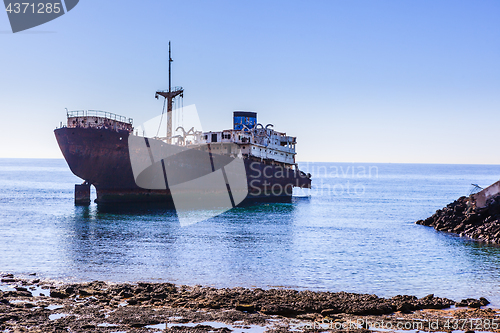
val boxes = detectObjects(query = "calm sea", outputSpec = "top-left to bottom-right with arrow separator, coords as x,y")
1,158 -> 500,305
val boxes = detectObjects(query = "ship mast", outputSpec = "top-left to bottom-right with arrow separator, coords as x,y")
155,41 -> 184,143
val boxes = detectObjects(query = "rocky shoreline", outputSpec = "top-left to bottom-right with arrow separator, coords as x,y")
416,194 -> 500,244
0,274 -> 497,332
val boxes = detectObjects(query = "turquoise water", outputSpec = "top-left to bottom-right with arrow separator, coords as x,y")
1,158 -> 500,305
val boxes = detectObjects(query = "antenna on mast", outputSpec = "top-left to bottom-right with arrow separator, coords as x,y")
155,41 -> 184,144
169,40 -> 172,95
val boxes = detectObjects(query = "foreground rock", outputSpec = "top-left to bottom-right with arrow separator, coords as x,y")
45,283 -> 457,316
416,194 -> 500,244
0,275 -> 496,332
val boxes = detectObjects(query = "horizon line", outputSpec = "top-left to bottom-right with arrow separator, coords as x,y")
1,156 -> 500,167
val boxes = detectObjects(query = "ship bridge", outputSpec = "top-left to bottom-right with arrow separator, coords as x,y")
197,112 -> 297,166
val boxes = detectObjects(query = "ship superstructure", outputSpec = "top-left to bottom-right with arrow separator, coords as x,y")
197,112 -> 296,166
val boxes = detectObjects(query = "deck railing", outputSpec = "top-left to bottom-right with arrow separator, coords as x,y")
67,110 -> 133,125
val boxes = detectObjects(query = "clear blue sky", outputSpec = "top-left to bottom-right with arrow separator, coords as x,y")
1,0 -> 499,163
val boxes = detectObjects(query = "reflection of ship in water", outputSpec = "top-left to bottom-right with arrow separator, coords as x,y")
66,202 -> 298,283
54,43 -> 311,206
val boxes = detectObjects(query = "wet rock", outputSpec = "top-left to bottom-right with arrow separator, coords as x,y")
152,292 -> 168,300
395,302 -> 414,313
3,290 -> 32,298
261,304 -> 298,316
348,302 -> 394,315
81,324 -> 95,329
296,313 -> 318,320
49,290 -> 69,299
129,322 -> 149,328
0,314 -> 19,323
468,300 -> 482,308
127,298 -> 138,305
418,295 -> 454,309
118,290 -> 133,298
455,298 -> 487,308
479,297 -> 490,306
78,288 -> 94,296
1,278 -> 16,283
321,308 -> 340,316
235,303 -> 255,312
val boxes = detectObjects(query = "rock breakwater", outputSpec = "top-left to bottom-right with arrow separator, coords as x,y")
416,194 -> 500,244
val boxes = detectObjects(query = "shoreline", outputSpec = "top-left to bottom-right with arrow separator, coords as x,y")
1,274 -> 498,332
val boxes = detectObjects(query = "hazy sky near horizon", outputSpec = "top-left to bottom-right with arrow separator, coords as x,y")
1,0 -> 499,163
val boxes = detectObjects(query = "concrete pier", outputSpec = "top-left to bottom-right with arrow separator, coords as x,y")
473,179 -> 500,208
75,183 -> 91,205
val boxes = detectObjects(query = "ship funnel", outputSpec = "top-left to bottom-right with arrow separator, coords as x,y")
233,111 -> 257,131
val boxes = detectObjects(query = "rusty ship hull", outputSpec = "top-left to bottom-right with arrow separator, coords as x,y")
55,126 -> 311,205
